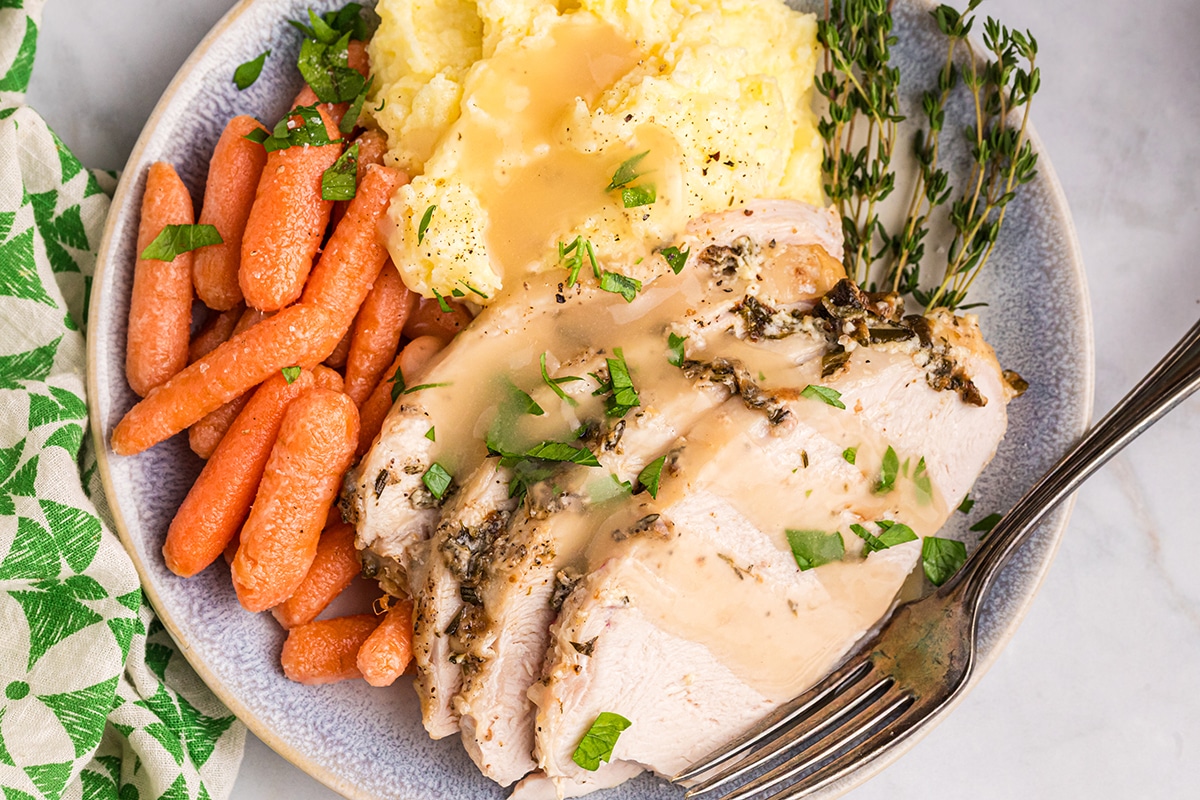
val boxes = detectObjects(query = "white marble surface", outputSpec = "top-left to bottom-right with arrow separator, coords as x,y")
26,0 -> 1200,797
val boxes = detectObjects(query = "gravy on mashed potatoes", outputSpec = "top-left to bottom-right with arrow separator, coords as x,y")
367,0 -> 824,303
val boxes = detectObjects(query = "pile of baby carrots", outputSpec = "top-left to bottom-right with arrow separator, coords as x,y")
113,11 -> 471,686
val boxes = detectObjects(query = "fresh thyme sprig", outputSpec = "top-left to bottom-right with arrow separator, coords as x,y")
816,0 -> 902,287
819,1 -> 1040,312
918,13 -> 1040,311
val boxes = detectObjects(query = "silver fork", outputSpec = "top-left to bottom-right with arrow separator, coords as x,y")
675,317 -> 1200,800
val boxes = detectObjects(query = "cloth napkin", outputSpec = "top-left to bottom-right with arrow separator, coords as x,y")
0,2 -> 246,799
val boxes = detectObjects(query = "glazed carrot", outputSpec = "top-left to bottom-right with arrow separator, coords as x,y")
193,116 -> 268,310
231,388 -> 359,612
356,597 -> 414,687
343,260 -> 415,406
188,306 -> 242,364
239,105 -> 343,312
356,335 -> 447,456
188,308 -> 272,459
188,397 -> 246,461
271,521 -> 361,630
126,162 -> 195,397
324,329 -> 352,369
301,164 -> 404,331
403,295 -> 474,341
111,302 -> 339,456
281,614 -> 379,685
312,364 -> 345,393
162,369 -> 316,577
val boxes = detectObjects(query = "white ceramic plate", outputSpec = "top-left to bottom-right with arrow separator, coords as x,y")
88,1 -> 1093,798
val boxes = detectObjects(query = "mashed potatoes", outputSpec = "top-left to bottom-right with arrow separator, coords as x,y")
368,0 -> 823,302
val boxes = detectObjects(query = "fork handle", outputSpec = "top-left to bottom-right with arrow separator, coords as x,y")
953,317 -> 1200,609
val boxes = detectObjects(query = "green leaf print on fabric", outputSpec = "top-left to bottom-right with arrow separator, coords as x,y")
0,15 -> 37,93
22,760 -> 71,800
155,775 -> 187,800
37,677 -> 119,759
0,337 -> 60,390
39,499 -> 101,573
29,386 -> 87,428
9,580 -> 103,669
0,517 -> 58,580
0,228 -> 57,307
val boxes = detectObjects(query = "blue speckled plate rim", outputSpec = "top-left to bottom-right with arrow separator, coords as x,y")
85,0 -> 1096,798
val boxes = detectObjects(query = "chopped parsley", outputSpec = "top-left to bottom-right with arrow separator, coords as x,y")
786,529 -> 846,571
851,520 -> 917,553
921,536 -> 967,586
421,462 -> 453,500
388,365 -> 405,401
417,204 -> 436,245
425,426 -> 436,441
558,236 -> 586,286
487,435 -> 601,499
244,104 -> 339,152
598,270 -> 642,303
321,142 -> 359,201
969,512 -> 1002,535
340,75 -> 375,135
621,183 -> 656,208
842,447 -> 857,465
508,382 -> 544,417
606,151 -> 655,208
660,245 -> 689,274
913,456 -> 933,503
572,712 -> 632,771
280,366 -> 302,384
432,288 -> 452,313
667,333 -> 687,367
288,3 -> 377,44
233,50 -> 270,90
140,224 -> 223,261
800,384 -> 846,409
874,446 -> 900,494
540,352 -> 582,407
637,455 -> 667,498
402,382 -> 452,395
458,280 -> 488,299
606,151 -> 649,192
957,493 -> 975,514
597,348 -> 640,418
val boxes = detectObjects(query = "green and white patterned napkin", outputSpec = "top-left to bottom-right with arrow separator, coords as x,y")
0,2 -> 246,799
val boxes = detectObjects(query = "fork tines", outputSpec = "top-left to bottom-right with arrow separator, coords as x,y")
677,652 -> 914,800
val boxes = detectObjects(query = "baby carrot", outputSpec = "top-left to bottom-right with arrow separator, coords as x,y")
343,260 -> 415,406
355,335 -> 447,456
301,164 -> 402,331
281,614 -> 379,685
271,521 -> 360,630
231,388 -> 359,612
188,306 -> 242,364
312,364 -> 345,393
187,307 -> 272,459
111,302 -> 339,456
356,597 -> 414,687
324,329 -> 352,369
126,162 -> 195,397
403,295 -> 474,341
193,115 -> 268,310
162,369 -> 315,577
239,105 -> 342,312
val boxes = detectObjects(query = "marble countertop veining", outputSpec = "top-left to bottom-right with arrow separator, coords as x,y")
26,0 -> 1200,797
